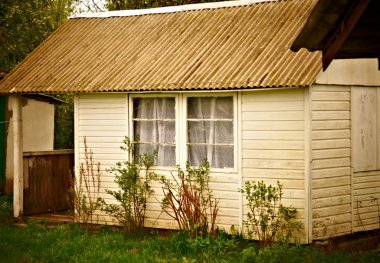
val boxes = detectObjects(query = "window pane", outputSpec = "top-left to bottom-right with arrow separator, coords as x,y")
187,97 -> 233,119
133,97 -> 176,166
187,121 -> 233,144
134,120 -> 175,143
187,96 -> 234,168
188,145 -> 234,168
133,98 -> 175,119
135,144 -> 176,166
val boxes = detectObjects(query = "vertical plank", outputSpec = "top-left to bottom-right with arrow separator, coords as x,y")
12,95 -> 23,217
0,96 -> 6,192
377,88 -> 380,169
351,87 -> 377,172
304,87 -> 312,243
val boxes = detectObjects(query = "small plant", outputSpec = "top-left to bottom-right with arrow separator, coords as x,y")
240,180 -> 301,247
157,160 -> 219,238
0,194 -> 13,223
102,137 -> 157,231
68,137 -> 102,229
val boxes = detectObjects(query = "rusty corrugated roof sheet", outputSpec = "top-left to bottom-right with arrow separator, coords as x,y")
0,0 -> 321,94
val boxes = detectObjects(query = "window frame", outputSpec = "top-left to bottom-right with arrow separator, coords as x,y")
129,92 -> 237,173
182,92 -> 238,173
129,93 -> 179,170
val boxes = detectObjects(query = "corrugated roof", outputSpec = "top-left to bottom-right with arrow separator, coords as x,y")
0,0 -> 321,94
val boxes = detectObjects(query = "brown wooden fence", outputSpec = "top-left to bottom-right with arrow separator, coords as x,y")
23,150 -> 74,215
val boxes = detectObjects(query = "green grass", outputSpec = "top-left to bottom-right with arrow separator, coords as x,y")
0,221 -> 379,263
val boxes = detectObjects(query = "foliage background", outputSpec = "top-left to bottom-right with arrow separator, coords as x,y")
0,0 -> 77,72
104,0 -> 226,11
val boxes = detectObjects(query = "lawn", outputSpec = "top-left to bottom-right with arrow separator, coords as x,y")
0,221 -> 380,263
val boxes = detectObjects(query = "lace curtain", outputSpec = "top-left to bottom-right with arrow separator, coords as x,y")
187,97 -> 234,168
133,97 -> 176,166
133,96 -> 234,168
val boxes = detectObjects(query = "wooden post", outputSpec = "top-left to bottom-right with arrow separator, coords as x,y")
12,95 -> 23,218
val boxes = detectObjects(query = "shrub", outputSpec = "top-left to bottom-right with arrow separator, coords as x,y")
68,137 -> 102,229
157,160 -> 219,238
102,137 -> 156,231
240,180 -> 302,247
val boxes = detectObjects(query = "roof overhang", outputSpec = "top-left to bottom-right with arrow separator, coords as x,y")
22,94 -> 64,104
291,0 -> 380,70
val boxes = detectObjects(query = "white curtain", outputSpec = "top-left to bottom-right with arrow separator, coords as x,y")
187,97 -> 234,168
133,98 -> 175,166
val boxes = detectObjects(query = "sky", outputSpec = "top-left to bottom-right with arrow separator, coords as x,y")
76,0 -> 106,13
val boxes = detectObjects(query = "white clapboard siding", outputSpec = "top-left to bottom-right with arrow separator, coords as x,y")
352,170 -> 380,232
310,85 -> 352,240
241,89 -> 306,242
77,94 -> 129,228
76,94 -> 128,208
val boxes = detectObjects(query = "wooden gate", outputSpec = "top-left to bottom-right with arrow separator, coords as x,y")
23,150 -> 74,215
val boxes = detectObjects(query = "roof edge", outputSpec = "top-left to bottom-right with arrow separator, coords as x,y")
70,0 -> 278,18
22,94 -> 65,104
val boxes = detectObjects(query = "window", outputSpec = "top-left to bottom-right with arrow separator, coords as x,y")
131,94 -> 235,169
187,97 -> 234,168
132,97 -> 176,166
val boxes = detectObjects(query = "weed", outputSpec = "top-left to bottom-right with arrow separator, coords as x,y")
102,137 -> 157,232
157,160 -> 219,238
68,137 -> 102,230
0,194 -> 12,223
240,180 -> 302,247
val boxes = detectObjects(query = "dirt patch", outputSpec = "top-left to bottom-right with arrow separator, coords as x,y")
313,229 -> 380,253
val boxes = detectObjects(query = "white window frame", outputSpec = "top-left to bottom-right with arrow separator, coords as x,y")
129,93 -> 179,170
182,92 -> 238,173
128,92 -> 237,173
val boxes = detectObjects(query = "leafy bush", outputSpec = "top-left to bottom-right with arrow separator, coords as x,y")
240,180 -> 302,246
68,137 -> 102,229
157,161 -> 219,238
102,137 -> 157,231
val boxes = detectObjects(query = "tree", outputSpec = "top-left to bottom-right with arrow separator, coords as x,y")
104,0 -> 226,11
54,94 -> 74,149
0,0 -> 77,72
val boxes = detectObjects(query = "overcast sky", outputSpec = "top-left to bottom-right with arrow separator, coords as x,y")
76,0 -> 106,13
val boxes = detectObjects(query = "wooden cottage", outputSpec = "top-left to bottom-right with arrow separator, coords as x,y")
0,0 -> 379,243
